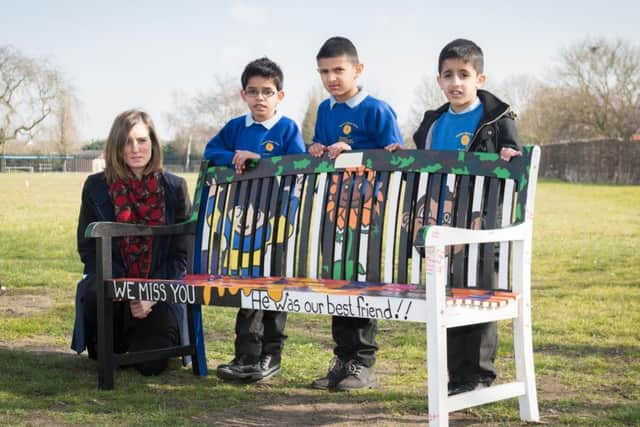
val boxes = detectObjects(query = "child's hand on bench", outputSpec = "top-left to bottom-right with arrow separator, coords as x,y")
500,147 -> 522,162
308,142 -> 328,158
233,150 -> 260,174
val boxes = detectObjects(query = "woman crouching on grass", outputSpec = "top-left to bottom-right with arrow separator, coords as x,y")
71,109 -> 191,375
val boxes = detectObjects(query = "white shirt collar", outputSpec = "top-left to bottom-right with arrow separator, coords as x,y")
245,110 -> 282,129
448,97 -> 482,115
329,87 -> 368,109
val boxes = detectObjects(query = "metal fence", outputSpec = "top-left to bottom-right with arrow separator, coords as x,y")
0,154 -> 203,173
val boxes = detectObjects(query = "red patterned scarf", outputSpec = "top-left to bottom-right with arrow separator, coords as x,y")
108,172 -> 166,277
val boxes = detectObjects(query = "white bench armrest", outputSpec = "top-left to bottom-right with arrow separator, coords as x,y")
415,221 -> 532,248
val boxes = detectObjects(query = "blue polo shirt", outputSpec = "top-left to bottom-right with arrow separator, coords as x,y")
312,89 -> 403,149
204,112 -> 305,166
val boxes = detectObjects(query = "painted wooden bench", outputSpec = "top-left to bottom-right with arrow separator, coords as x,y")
87,147 -> 541,426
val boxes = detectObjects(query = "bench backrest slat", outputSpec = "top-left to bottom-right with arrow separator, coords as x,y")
467,175 -> 485,288
193,148 -> 538,291
410,172 -> 430,285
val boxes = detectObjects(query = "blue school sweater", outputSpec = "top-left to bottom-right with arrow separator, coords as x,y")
204,112 -> 305,166
431,98 -> 484,151
312,89 -> 403,149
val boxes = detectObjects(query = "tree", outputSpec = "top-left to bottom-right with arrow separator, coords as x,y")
519,37 -> 640,143
167,76 -> 246,169
488,74 -> 541,117
559,38 -> 640,140
50,83 -> 81,156
0,45 -> 62,155
403,75 -> 445,147
300,85 -> 324,144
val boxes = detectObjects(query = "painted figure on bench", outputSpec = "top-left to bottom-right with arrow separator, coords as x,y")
72,110 -> 191,376
203,57 -> 305,382
413,38 -> 522,396
218,177 -> 302,277
309,36 -> 404,391
325,167 -> 383,279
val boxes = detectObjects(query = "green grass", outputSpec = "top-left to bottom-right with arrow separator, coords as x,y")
0,173 -> 638,426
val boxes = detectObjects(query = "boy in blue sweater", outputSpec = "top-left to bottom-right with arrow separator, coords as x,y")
204,57 -> 305,381
310,36 -> 403,391
413,38 -> 521,395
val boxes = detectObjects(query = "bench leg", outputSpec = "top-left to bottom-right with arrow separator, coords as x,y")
512,239 -> 539,421
426,244 -> 449,427
513,304 -> 539,421
188,304 -> 208,376
427,320 -> 449,427
97,291 -> 114,390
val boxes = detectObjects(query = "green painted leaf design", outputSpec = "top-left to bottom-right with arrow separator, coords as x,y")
493,167 -> 511,179
419,163 -> 443,173
315,161 -> 336,173
451,166 -> 470,175
293,158 -> 311,169
391,155 -> 415,168
475,152 -> 499,161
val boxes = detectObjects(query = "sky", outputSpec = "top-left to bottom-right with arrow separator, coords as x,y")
1,0 -> 638,142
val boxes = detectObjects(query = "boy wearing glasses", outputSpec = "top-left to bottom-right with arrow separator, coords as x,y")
204,57 -> 305,382
204,56 -> 305,173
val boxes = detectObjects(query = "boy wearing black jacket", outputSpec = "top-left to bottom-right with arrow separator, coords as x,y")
413,38 -> 522,395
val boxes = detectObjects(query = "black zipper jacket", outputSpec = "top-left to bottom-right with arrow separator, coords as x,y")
412,89 -> 521,153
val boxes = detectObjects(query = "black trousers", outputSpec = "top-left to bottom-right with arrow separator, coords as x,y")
332,316 -> 378,367
447,322 -> 497,383
234,309 -> 287,361
84,281 -> 180,376
447,243 -> 500,383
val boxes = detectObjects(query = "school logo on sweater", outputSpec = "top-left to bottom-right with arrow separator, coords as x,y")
339,122 -> 358,145
262,140 -> 280,152
458,132 -> 473,146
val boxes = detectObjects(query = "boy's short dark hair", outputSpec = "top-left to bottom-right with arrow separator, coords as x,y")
241,57 -> 284,91
438,39 -> 484,74
316,36 -> 359,63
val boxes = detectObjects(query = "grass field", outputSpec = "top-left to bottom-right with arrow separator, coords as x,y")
0,172 -> 638,426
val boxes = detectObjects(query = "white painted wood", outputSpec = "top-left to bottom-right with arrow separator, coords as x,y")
514,146 -> 541,421
447,382 -> 526,412
201,187 -> 215,252
308,174 -> 327,279
239,289 -> 429,322
512,227 -> 540,421
383,172 -> 402,283
420,223 -> 529,247
467,176 -> 484,288
426,243 -> 449,427
498,179 -> 515,290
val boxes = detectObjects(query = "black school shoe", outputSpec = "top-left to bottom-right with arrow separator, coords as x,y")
216,354 -> 260,381
311,357 -> 346,389
216,354 -> 281,382
254,354 -> 281,381
448,377 -> 493,396
335,359 -> 378,391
